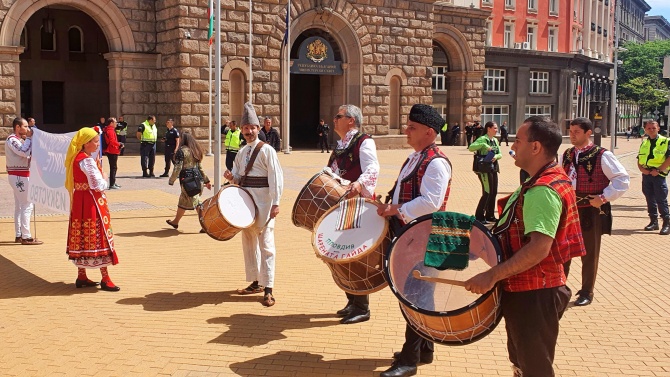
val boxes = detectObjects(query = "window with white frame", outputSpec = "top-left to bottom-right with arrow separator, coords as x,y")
434,104 -> 447,120
432,66 -> 448,91
548,27 -> 558,52
527,0 -> 537,11
505,0 -> 515,9
549,0 -> 558,14
485,21 -> 492,46
483,69 -> 507,93
40,26 -> 56,51
483,0 -> 493,5
481,105 -> 511,131
525,105 -> 552,118
529,71 -> 549,94
526,26 -> 537,49
504,23 -> 514,48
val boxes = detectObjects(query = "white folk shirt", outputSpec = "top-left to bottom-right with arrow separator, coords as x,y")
5,134 -> 32,176
80,157 -> 109,191
330,129 -> 380,198
558,143 -> 630,202
391,149 -> 452,223
231,139 -> 284,225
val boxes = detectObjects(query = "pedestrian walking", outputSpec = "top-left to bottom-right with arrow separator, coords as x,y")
317,119 -> 330,153
500,121 -> 510,146
469,121 -> 502,224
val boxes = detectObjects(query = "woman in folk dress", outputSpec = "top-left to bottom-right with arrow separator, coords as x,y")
64,127 -> 120,292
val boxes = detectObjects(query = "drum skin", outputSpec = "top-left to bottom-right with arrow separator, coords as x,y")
384,214 -> 503,346
199,185 -> 256,241
312,198 -> 390,295
292,172 -> 348,231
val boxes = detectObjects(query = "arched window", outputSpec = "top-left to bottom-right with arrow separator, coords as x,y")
20,27 -> 28,50
390,76 -> 401,130
230,69 -> 246,124
40,26 -> 56,51
68,26 -> 83,52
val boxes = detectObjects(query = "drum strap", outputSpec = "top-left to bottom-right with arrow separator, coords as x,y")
240,142 -> 268,188
243,142 -> 265,177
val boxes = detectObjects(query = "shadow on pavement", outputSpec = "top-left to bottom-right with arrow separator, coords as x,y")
114,229 -> 178,238
0,254 -> 93,299
117,290 -> 260,311
207,314 -> 341,347
611,205 -> 649,212
610,228 -> 653,236
229,351 -> 388,376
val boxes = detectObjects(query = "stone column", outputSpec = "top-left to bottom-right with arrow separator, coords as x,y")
0,46 -> 23,140
515,66 -> 530,127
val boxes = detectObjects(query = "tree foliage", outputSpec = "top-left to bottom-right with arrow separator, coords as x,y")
618,40 -> 670,113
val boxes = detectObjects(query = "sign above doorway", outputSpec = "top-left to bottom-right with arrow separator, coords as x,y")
291,36 -> 342,75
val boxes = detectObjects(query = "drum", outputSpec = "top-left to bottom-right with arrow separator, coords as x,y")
312,198 -> 389,295
199,185 -> 256,241
292,169 -> 348,231
384,213 -> 503,345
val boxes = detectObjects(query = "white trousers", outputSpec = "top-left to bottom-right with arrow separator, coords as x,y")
240,223 -> 276,288
9,175 -> 33,239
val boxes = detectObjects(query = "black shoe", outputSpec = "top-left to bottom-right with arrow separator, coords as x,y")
159,173 -> 169,177
340,309 -> 370,324
142,173 -> 150,178
660,217 -> 670,235
380,363 -> 417,377
574,295 -> 592,306
336,303 -> 354,317
149,173 -> 156,178
644,219 -> 659,231
393,351 -> 433,364
75,279 -> 99,288
100,281 -> 121,292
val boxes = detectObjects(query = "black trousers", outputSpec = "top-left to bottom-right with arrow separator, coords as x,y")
225,150 -> 238,171
475,171 -> 498,220
140,142 -> 156,174
439,130 -> 449,146
118,135 -> 126,155
106,153 -> 118,187
397,324 -> 434,366
642,174 -> 670,219
564,206 -> 608,299
319,136 -> 329,151
344,292 -> 369,311
502,286 -> 571,377
466,134 -> 473,146
501,135 -> 509,146
164,146 -> 176,174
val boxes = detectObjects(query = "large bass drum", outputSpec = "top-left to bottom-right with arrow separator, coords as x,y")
291,169 -> 348,231
199,185 -> 256,241
384,213 -> 503,345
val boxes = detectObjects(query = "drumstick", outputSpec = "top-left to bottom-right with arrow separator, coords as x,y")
412,270 -> 465,287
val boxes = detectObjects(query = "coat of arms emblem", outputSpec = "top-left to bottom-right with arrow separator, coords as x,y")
306,39 -> 328,63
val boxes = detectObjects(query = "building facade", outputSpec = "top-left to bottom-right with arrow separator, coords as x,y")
644,15 -> 670,41
0,0 -> 489,150
619,0 -> 651,43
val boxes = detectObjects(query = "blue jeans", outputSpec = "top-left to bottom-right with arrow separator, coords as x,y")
642,174 -> 669,219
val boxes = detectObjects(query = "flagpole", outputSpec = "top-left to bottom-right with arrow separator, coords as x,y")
249,0 -> 253,102
214,0 -> 222,191
207,43 -> 213,156
284,1 -> 291,154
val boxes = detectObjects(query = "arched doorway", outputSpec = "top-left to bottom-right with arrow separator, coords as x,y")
289,29 -> 345,149
19,6 -> 109,132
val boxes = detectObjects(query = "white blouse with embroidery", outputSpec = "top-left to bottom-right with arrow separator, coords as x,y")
79,157 -> 109,192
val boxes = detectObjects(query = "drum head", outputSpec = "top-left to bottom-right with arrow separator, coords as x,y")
217,186 -> 256,228
312,199 -> 388,263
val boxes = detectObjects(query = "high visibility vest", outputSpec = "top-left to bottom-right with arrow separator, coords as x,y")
225,129 -> 242,151
638,135 -> 669,172
140,120 -> 157,142
441,123 -> 448,132
116,122 -> 127,136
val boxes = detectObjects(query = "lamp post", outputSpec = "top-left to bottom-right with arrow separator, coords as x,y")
609,0 -> 620,151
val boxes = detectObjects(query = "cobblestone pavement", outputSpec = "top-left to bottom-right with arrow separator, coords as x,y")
1,136 -> 669,377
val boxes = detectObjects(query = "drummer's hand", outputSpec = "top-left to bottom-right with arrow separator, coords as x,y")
270,205 -> 279,219
205,182 -> 212,190
347,182 -> 362,198
223,170 -> 233,181
377,203 -> 400,217
464,271 -> 497,295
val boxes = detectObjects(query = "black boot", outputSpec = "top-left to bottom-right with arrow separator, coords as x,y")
644,218 -> 659,231
660,217 -> 670,235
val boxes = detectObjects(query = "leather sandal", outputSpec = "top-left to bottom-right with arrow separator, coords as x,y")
166,220 -> 178,229
21,238 -> 43,245
261,293 -> 276,307
237,284 -> 264,295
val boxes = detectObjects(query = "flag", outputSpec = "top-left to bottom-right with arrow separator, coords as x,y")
208,0 -> 214,45
283,1 -> 290,46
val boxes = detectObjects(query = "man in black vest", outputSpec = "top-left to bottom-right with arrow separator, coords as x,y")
160,119 -> 180,177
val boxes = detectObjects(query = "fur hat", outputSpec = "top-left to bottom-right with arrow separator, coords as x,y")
408,104 -> 444,133
241,102 -> 260,127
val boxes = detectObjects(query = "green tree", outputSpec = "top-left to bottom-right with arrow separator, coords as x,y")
618,40 -> 670,114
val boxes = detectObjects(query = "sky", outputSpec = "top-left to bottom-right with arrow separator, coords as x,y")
646,0 -> 670,19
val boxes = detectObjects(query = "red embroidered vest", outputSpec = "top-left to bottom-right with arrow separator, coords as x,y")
562,145 -> 609,207
389,144 -> 451,210
327,132 -> 370,182
494,162 -> 585,292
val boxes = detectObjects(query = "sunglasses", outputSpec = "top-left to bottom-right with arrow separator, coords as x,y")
334,114 -> 350,120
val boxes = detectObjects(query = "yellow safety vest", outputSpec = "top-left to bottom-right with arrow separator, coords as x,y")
638,135 -> 669,171
225,129 -> 242,151
140,120 -> 157,142
441,123 -> 448,132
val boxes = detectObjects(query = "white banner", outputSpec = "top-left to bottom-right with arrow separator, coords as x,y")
28,129 -> 77,213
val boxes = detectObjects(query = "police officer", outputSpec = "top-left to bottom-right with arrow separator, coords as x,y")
637,120 -> 670,235
137,115 -> 158,178
160,119 -> 180,177
116,116 -> 128,156
224,120 -> 243,171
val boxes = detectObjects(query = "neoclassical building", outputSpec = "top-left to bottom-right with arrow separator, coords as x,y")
0,0 -> 488,150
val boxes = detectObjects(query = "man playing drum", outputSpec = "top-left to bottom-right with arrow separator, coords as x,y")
327,104 -> 380,325
377,104 -> 452,377
223,103 -> 284,307
464,116 -> 586,377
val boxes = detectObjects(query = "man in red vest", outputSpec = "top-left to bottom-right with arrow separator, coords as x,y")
465,116 -> 586,377
377,104 -> 452,377
560,118 -> 629,306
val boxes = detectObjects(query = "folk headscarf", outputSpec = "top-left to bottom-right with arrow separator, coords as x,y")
64,127 -> 101,200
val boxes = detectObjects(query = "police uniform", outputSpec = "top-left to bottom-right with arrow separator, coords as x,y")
116,121 -> 128,155
638,134 -> 670,234
138,120 -> 158,177
225,128 -> 243,171
162,127 -> 180,176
